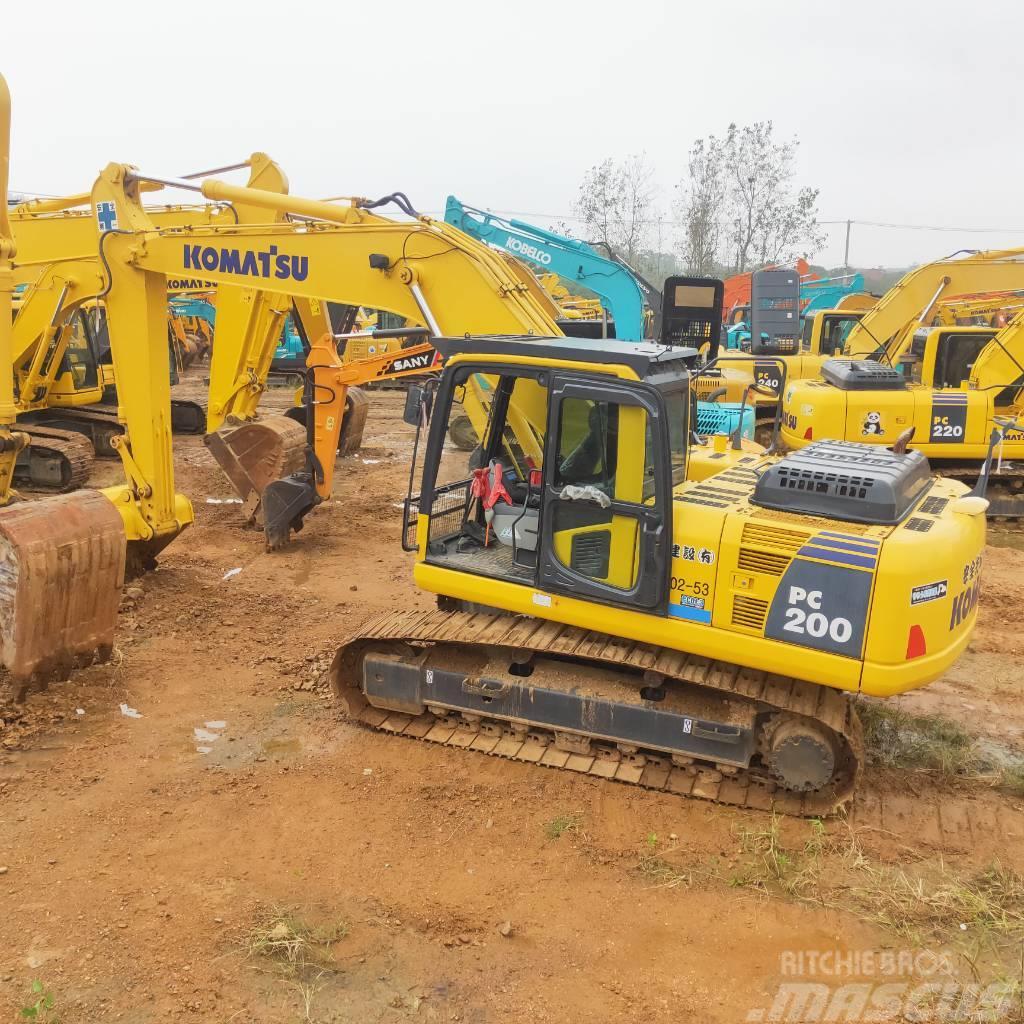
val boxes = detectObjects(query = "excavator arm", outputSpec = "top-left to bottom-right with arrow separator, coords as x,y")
444,197 -> 648,340
87,171 -> 565,546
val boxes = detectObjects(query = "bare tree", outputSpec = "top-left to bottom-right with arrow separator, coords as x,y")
674,137 -> 725,275
573,154 -> 655,265
719,122 -> 824,273
675,122 -> 825,274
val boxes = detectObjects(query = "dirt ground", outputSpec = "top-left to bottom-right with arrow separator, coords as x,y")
2,381 -> 1024,1024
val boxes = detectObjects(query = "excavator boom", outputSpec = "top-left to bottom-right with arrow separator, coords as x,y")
845,249 -> 1024,362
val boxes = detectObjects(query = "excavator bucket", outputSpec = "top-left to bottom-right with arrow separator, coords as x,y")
262,473 -> 321,551
0,490 -> 126,701
204,416 -> 307,521
337,386 -> 370,456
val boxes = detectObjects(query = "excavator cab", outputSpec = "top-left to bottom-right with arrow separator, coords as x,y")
404,336 -> 685,602
800,310 -> 866,358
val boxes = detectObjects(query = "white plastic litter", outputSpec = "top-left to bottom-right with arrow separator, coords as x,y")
196,746 -> 213,754
222,567 -> 243,581
362,459 -> 381,465
119,704 -> 143,719
559,485 -> 611,508
205,497 -> 243,504
75,708 -> 85,716
205,720 -> 227,730
194,727 -> 221,742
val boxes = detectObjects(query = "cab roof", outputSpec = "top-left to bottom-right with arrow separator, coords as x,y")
432,335 -> 697,378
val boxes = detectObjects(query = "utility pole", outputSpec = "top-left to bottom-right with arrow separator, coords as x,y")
843,219 -> 852,271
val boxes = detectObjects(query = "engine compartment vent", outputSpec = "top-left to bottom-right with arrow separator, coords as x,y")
737,548 -> 792,576
731,595 -> 769,630
752,440 -> 932,525
740,522 -> 809,553
821,358 -> 907,391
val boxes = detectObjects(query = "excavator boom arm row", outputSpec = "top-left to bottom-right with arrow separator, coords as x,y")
846,253 -> 1024,361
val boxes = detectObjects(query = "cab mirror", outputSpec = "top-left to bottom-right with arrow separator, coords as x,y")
403,384 -> 432,426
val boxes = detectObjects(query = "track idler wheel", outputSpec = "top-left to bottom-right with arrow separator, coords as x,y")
204,416 -> 307,518
0,490 -> 126,701
761,714 -> 840,793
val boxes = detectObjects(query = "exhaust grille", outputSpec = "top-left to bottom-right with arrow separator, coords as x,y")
731,595 -> 769,631
737,548 -> 791,576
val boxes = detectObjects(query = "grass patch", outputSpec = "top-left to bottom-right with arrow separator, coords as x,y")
243,907 -> 348,976
20,980 -> 58,1022
841,861 -> 1024,945
860,701 -> 1024,799
242,907 -> 348,1023
859,701 -> 983,778
544,812 -> 583,840
999,763 -> 1024,798
723,816 -> 1024,975
636,855 -> 694,889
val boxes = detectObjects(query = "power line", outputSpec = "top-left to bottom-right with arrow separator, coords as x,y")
819,219 -> 1024,234
13,185 -> 1023,237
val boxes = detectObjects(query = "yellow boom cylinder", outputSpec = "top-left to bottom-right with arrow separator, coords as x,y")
200,180 -> 365,224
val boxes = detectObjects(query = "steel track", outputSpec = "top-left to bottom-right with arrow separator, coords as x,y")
332,608 -> 864,817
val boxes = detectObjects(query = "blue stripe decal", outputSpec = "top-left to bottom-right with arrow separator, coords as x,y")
669,603 -> 712,624
798,546 -> 877,569
812,535 -> 881,554
818,530 -> 880,546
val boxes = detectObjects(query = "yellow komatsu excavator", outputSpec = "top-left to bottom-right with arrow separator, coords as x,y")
933,292 -> 1024,329
836,249 -> 1024,364
699,253 -> 1024,438
778,252 -> 1024,517
780,307 -> 1024,516
4,160 -> 291,493
329,333 -> 989,816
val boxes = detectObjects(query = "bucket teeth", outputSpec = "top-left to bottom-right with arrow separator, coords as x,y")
204,416 -> 307,515
0,490 -> 126,700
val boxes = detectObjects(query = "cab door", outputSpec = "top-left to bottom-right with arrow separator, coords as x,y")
538,375 -> 670,610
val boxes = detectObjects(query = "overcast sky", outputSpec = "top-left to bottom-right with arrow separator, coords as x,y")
5,0 -> 1021,269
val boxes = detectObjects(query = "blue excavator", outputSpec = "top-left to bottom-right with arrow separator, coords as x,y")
444,196 -> 659,341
